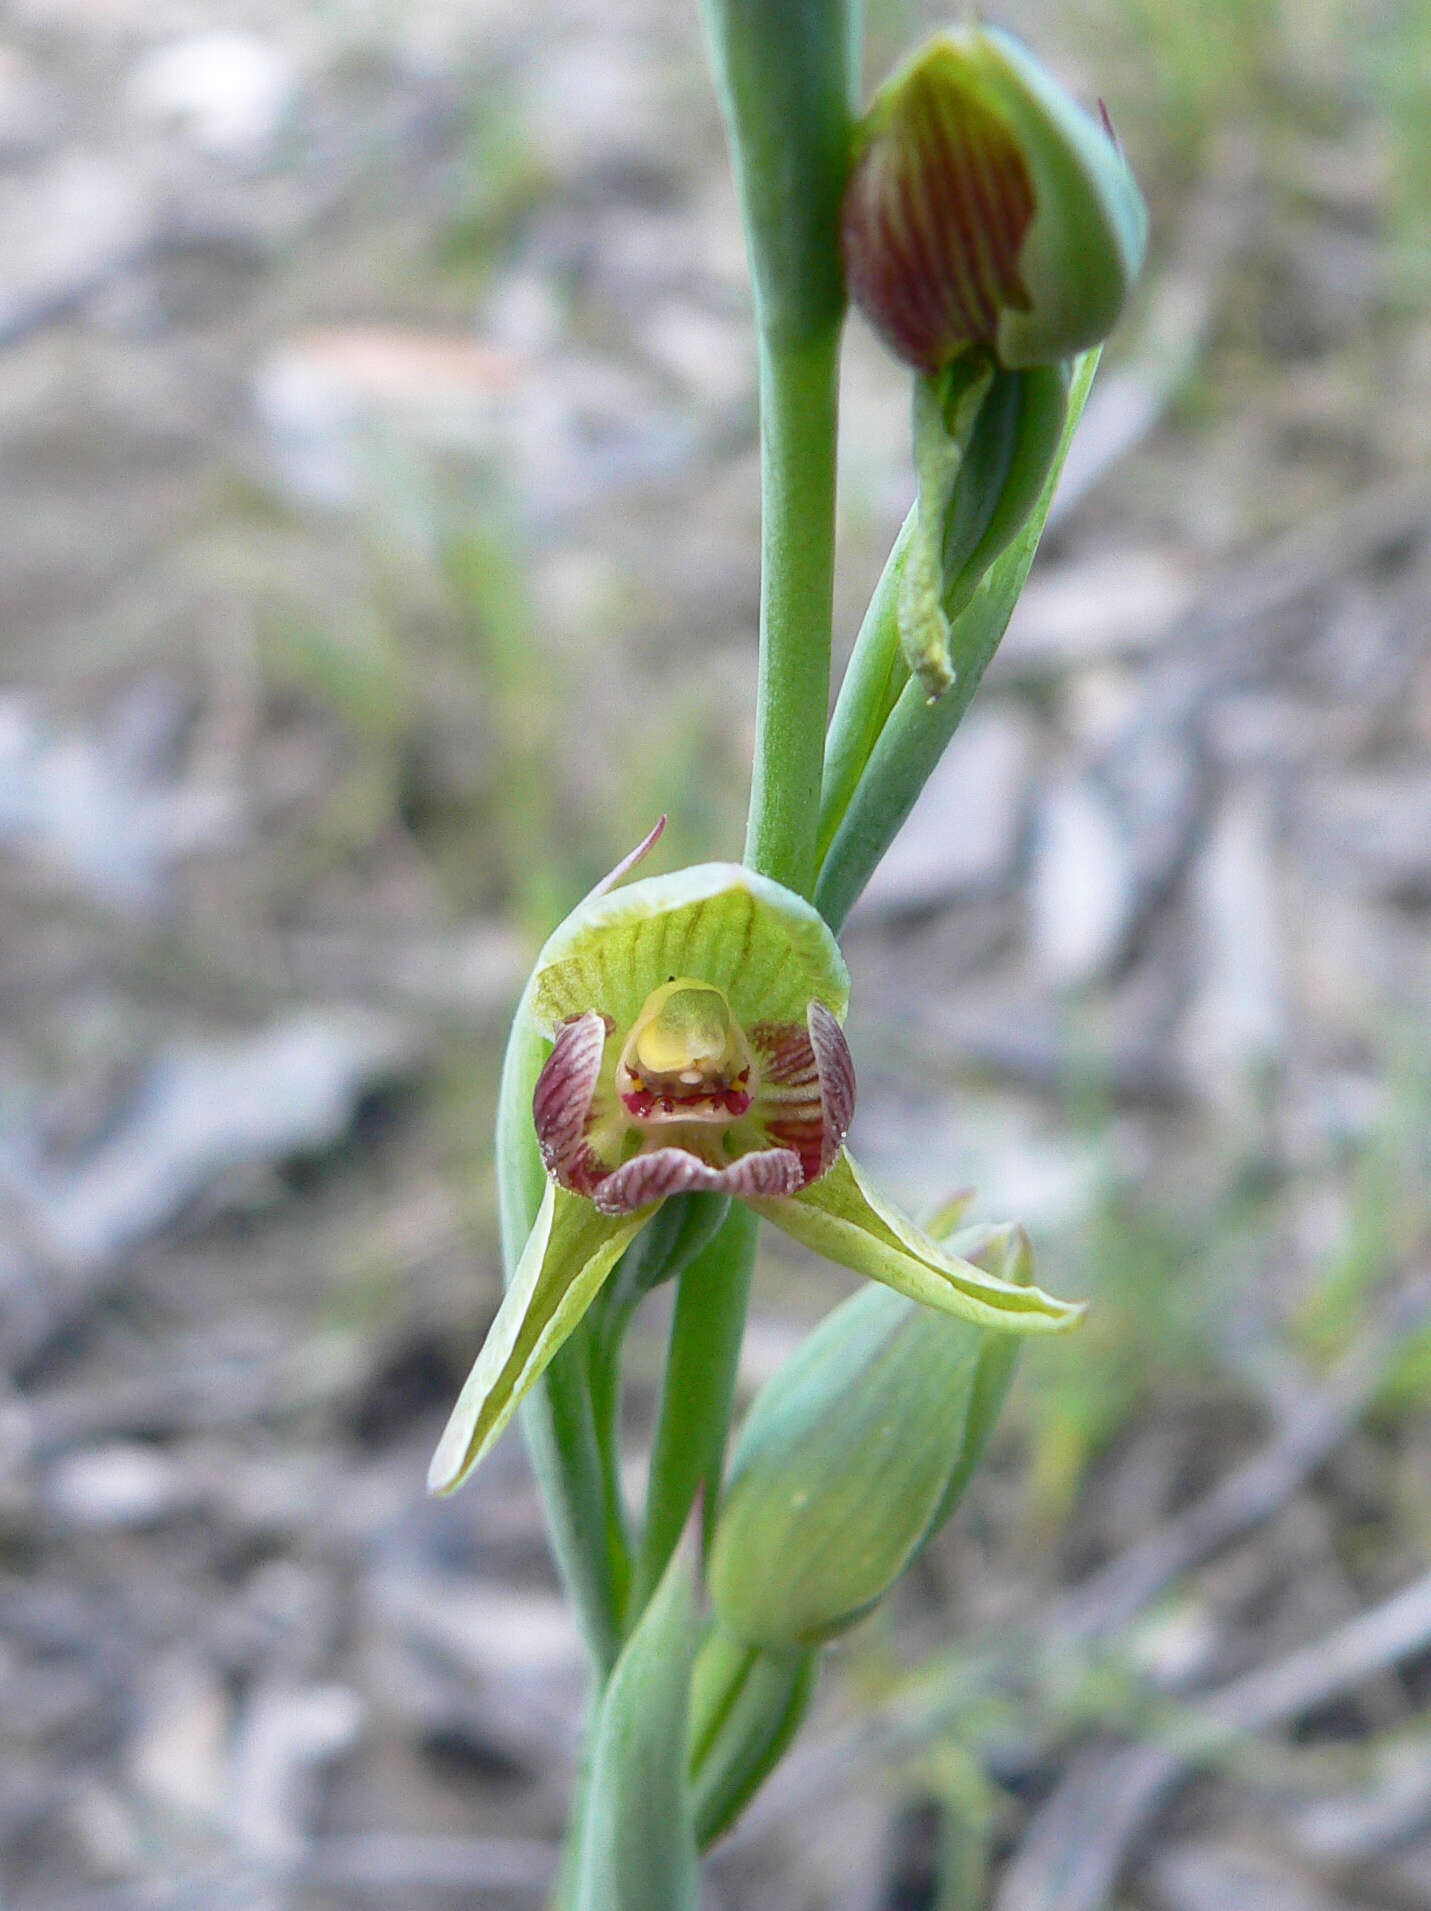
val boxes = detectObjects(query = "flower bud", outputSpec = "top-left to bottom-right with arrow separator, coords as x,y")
708,1224 -> 1033,1648
842,26 -> 1146,373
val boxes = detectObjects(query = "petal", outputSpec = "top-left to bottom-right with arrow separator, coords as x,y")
530,863 -> 849,1039
752,1152 -> 1082,1333
533,1009 -> 614,1197
752,1001 -> 856,1186
428,1182 -> 650,1495
594,1145 -> 803,1216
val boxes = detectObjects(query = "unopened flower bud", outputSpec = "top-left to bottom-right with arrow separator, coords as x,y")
842,26 -> 1146,373
708,1224 -> 1034,1648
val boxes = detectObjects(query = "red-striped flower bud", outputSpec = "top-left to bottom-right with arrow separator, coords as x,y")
842,27 -> 1146,374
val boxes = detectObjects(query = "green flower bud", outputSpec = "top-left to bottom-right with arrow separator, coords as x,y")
842,26 -> 1147,374
708,1224 -> 1033,1649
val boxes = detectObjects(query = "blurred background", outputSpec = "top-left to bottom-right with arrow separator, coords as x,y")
2,0 -> 1429,1905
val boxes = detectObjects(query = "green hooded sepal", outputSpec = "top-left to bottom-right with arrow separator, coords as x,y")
755,1152 -> 1082,1333
975,27 -> 1147,369
428,1182 -> 645,1496
530,860 -> 849,1039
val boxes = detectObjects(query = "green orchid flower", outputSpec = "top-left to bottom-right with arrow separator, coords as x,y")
430,825 -> 1082,1496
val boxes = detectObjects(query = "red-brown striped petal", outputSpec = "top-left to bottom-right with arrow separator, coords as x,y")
533,1009 -> 613,1199
808,1001 -> 856,1173
592,1145 -> 803,1217
751,1003 -> 856,1188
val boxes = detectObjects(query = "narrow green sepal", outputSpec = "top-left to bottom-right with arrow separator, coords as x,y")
755,1152 -> 1082,1333
494,988 -> 625,1670
688,1624 -> 820,1847
571,1518 -> 703,1911
428,1182 -> 648,1496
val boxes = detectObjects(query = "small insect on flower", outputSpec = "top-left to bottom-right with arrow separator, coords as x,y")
429,823 -> 1081,1497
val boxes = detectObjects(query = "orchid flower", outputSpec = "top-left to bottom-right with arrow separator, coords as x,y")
430,825 -> 1080,1496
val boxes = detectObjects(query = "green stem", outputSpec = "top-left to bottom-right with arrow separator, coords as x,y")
644,0 -> 852,1662
632,1203 -> 760,1612
743,326 -> 843,898
583,1321 -> 633,1627
639,323 -> 843,1617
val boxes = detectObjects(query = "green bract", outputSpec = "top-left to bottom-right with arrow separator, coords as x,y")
898,355 -> 1073,696
430,839 -> 1081,1497
842,25 -> 1147,374
571,1519 -> 703,1910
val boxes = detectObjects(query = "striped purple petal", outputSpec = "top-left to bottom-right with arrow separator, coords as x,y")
533,1009 -> 613,1199
592,1145 -> 803,1217
751,1002 -> 856,1188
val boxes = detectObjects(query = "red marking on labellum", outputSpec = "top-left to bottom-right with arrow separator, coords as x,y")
533,1010 -> 613,1198
619,1078 -> 753,1122
592,1145 -> 803,1216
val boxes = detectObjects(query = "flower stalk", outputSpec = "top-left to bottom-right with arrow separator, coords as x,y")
432,14 -> 1145,1904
